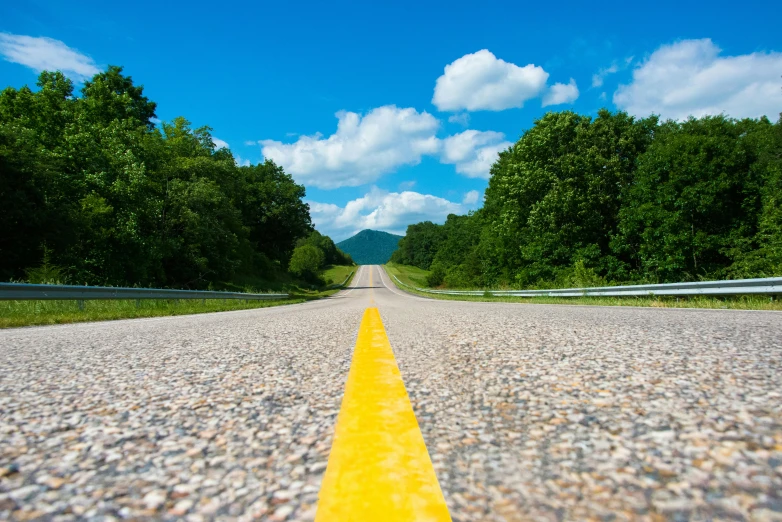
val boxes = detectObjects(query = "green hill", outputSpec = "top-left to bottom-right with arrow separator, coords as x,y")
336,230 -> 403,265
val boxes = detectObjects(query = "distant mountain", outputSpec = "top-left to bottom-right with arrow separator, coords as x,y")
336,229 -> 403,265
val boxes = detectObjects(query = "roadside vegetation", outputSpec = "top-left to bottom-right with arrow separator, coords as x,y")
0,67 -> 352,291
1,265 -> 356,328
0,298 -> 297,329
384,264 -> 782,311
0,67 -> 359,327
391,111 -> 782,289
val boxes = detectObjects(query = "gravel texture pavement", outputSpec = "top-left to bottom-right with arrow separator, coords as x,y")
2,265 -> 781,521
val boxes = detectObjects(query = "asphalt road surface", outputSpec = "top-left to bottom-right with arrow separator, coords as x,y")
1,265 -> 781,521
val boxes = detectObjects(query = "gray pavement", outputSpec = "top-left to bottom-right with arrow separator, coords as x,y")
1,265 -> 781,521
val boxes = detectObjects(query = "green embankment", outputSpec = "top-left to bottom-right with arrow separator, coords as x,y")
384,264 -> 782,311
322,265 -> 355,286
0,265 -> 356,329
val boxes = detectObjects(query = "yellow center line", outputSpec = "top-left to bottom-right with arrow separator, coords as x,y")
316,307 -> 451,521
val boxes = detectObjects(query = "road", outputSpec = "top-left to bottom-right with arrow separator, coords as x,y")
1,265 -> 781,521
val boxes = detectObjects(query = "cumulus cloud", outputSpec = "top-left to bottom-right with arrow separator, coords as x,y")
432,49 -> 549,111
258,104 -> 510,187
462,190 -> 481,205
309,188 -> 466,240
542,78 -> 580,107
614,39 -> 782,121
439,130 -> 512,179
260,105 -> 440,189
0,33 -> 100,80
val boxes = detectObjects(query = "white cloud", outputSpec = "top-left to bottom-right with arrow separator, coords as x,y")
439,129 -> 512,178
243,140 -> 257,146
432,49 -> 549,111
591,64 -> 618,88
0,33 -> 100,80
398,180 -> 417,190
309,188 -> 466,240
212,137 -> 229,150
614,39 -> 782,121
542,78 -> 580,107
256,104 -> 515,187
448,112 -> 470,126
462,190 -> 481,205
260,105 -> 440,189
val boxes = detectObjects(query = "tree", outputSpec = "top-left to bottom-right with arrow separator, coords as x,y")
237,161 -> 313,266
617,116 -> 770,282
288,245 -> 325,282
0,68 -> 314,288
392,221 -> 446,269
81,66 -> 157,129
481,110 -> 656,286
296,230 -> 354,266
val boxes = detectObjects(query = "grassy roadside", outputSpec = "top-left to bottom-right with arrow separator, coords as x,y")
322,265 -> 355,286
384,263 -> 782,311
0,265 -> 357,329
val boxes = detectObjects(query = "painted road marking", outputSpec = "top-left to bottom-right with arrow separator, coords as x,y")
315,307 -> 451,521
369,265 -> 376,304
340,265 -> 364,296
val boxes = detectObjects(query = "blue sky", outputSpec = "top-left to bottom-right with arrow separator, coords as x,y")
2,0 -> 781,241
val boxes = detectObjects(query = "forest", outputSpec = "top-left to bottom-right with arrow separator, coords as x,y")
392,110 -> 782,289
0,67 -> 351,289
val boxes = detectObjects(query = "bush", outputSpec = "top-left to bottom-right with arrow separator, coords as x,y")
25,248 -> 67,284
426,262 -> 445,287
288,245 -> 325,283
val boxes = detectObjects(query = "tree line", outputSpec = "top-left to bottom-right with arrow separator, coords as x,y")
290,230 -> 354,283
0,67 -> 350,288
391,110 -> 782,288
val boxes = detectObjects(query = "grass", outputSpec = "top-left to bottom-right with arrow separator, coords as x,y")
0,265 -> 358,329
0,297 -> 300,329
322,265 -> 355,286
384,263 -> 782,311
385,262 -> 431,288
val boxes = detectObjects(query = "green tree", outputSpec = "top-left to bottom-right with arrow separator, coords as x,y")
481,110 -> 657,287
288,244 -> 325,282
392,221 -> 446,269
80,66 -> 157,129
617,116 -> 770,282
238,161 -> 313,266
0,68 -> 314,288
297,230 -> 354,266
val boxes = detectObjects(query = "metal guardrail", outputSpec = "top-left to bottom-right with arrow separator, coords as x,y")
0,283 -> 288,301
390,274 -> 782,297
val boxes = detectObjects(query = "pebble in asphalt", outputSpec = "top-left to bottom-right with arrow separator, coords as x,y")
1,265 -> 781,521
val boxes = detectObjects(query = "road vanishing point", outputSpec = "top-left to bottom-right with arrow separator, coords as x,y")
1,265 -> 781,521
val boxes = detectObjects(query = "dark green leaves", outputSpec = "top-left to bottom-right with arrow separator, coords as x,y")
1,68 -> 314,288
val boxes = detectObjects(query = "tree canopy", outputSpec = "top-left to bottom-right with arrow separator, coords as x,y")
0,67 -> 326,288
393,110 -> 782,288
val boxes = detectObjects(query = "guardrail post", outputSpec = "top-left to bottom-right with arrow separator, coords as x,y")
77,300 -> 85,311
135,299 -> 140,308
